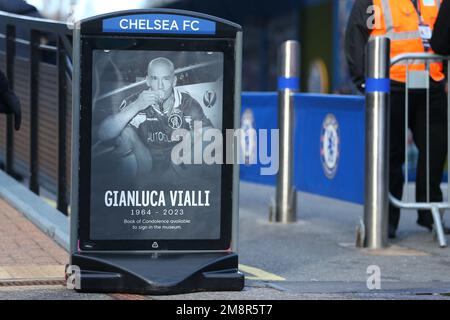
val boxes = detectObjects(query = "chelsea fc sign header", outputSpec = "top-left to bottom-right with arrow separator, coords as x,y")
103,14 -> 217,35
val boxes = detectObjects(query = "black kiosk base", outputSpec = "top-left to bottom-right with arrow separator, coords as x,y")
71,252 -> 245,295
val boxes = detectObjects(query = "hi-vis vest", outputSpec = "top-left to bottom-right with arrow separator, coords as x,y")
370,0 -> 444,83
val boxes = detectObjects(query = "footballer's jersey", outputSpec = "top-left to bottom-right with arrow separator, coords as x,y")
120,89 -> 213,167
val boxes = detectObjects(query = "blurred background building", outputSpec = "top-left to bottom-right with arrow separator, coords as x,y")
23,0 -> 357,94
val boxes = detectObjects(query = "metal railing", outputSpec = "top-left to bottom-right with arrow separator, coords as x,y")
363,36 -> 450,248
0,10 -> 73,215
389,52 -> 450,248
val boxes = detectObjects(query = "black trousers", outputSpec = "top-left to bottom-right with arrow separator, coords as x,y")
389,84 -> 448,230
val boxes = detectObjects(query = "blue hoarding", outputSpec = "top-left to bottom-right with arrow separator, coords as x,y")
240,92 -> 366,205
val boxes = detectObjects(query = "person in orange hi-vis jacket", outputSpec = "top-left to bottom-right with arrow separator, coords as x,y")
346,0 -> 449,239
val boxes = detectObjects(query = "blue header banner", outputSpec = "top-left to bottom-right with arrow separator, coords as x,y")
102,14 -> 216,35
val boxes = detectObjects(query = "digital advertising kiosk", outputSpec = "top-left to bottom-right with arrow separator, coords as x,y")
69,9 -> 244,295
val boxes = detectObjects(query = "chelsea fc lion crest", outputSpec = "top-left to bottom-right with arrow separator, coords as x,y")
320,114 -> 340,179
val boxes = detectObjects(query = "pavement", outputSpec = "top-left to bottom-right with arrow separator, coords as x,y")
1,181 -> 450,300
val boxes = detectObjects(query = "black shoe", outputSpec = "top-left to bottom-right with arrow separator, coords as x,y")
388,225 -> 397,239
417,219 -> 433,232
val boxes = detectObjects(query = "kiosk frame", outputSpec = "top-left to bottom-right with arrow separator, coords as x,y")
69,9 -> 244,295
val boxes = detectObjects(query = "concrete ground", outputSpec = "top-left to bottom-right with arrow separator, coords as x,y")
1,182 -> 450,300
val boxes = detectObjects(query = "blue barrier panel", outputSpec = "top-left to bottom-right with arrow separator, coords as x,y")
240,93 -> 278,186
294,94 -> 365,204
240,92 -> 366,205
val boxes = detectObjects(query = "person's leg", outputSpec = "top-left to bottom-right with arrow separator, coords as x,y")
0,70 -> 9,94
412,85 -> 448,229
389,90 -> 407,237
0,70 -> 10,112
0,69 -> 21,130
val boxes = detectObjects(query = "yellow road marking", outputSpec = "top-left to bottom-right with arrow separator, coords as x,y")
0,267 -> 11,279
239,264 -> 285,281
0,265 -> 65,280
42,197 -> 71,214
43,198 -> 56,208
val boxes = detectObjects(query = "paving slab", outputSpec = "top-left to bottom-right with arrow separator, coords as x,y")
0,199 -> 68,282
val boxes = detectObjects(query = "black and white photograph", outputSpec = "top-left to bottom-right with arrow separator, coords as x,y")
89,50 -> 225,241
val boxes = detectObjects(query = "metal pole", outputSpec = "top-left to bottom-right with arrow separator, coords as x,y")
5,25 -> 16,176
447,60 -> 450,215
363,36 -> 391,249
57,37 -> 68,215
274,40 -> 300,223
29,30 -> 40,195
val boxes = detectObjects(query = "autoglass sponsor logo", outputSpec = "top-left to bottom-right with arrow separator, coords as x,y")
102,14 -> 216,35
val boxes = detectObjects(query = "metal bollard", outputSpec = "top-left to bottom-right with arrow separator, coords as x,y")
363,36 -> 391,249
272,40 -> 300,223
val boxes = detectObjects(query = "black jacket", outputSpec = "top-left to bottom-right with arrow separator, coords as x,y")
0,0 -> 41,17
431,0 -> 450,55
345,0 -> 373,93
0,0 -> 42,58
